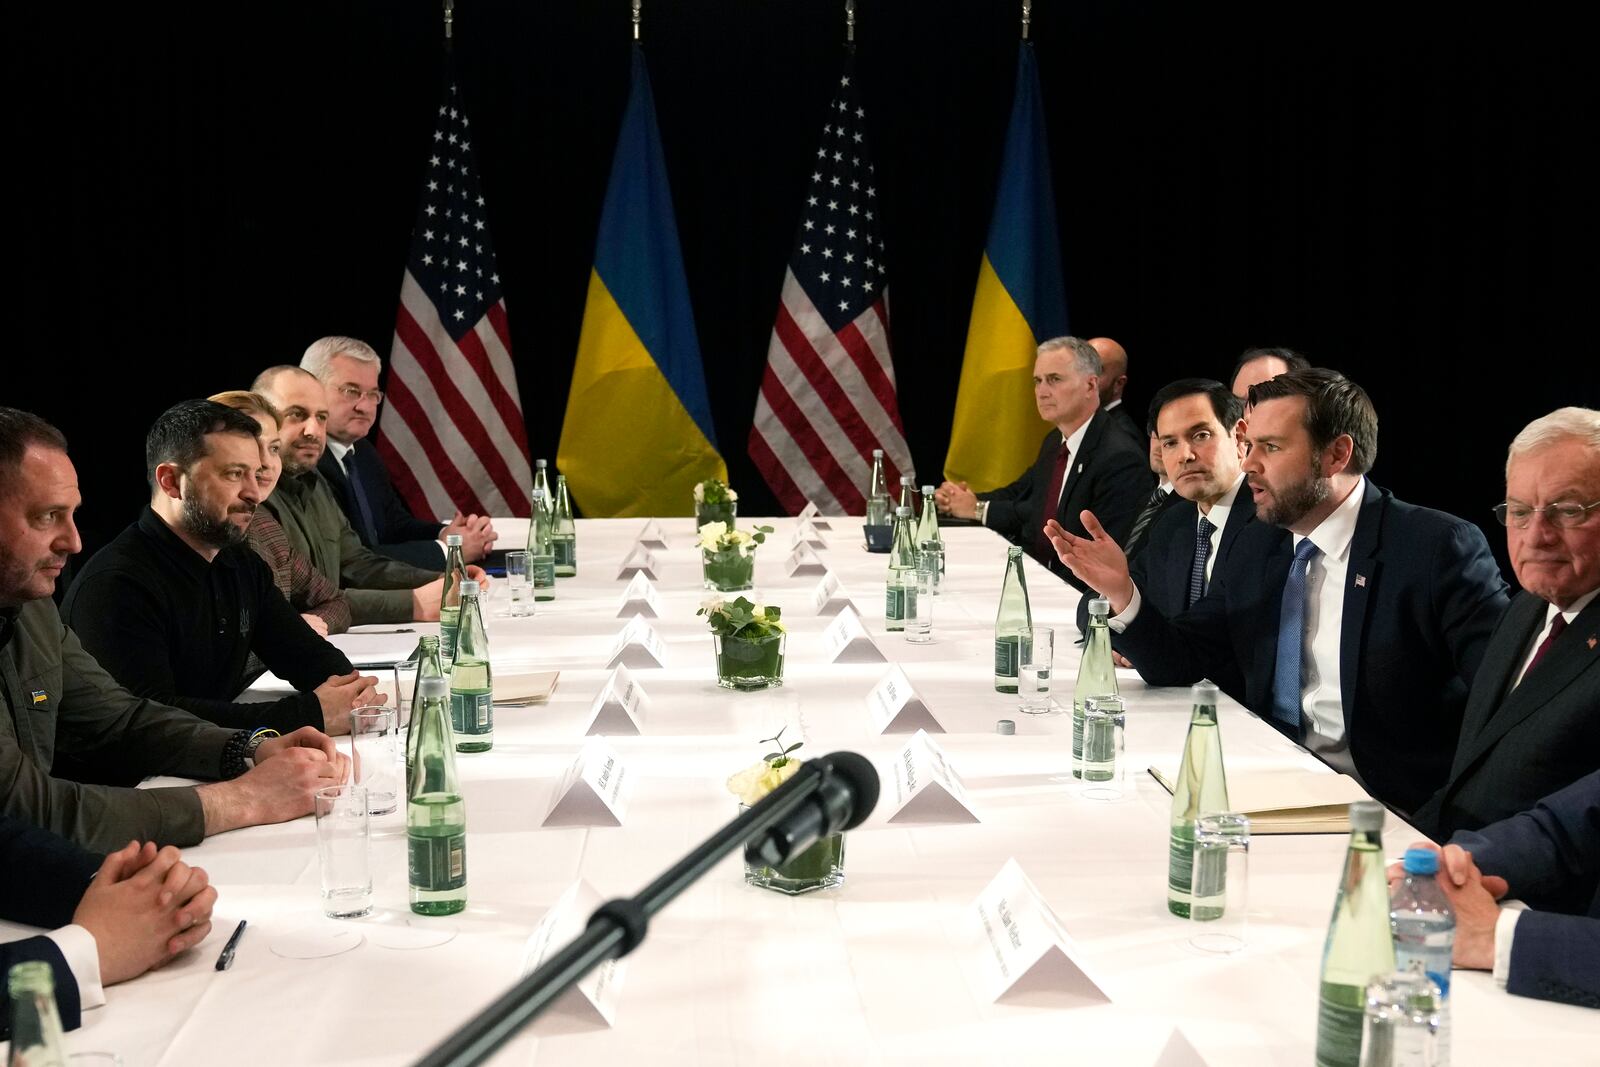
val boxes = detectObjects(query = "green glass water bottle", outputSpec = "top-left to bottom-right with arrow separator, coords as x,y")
449,582 -> 493,753
884,505 -> 918,632
438,534 -> 467,670
1167,680 -> 1230,917
527,460 -> 556,602
993,546 -> 1033,692
1072,597 -> 1119,778
916,484 -> 945,585
7,961 -> 68,1067
553,473 -> 577,577
404,635 -> 444,775
408,675 -> 467,916
1316,801 -> 1396,1067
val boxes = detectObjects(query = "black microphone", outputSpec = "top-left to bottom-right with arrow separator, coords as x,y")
746,751 -> 880,868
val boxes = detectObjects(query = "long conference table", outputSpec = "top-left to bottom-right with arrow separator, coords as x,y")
6,518 -> 1593,1065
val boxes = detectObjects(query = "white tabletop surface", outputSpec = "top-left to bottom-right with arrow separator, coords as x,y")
5,517 -> 1593,1065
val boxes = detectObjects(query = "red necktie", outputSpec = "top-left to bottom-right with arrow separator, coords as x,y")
1035,441 -> 1070,560
1522,613 -> 1568,679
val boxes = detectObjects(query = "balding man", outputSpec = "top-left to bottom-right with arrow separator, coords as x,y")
1228,345 -> 1310,399
1414,407 -> 1600,839
301,336 -> 495,568
1087,336 -> 1144,451
937,336 -> 1152,591
253,366 -> 471,626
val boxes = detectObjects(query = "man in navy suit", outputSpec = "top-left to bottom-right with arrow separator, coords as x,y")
1414,407 -> 1600,840
1,816 -> 216,1037
1406,770 -> 1599,1008
301,336 -> 497,569
1046,368 -> 1510,815
935,336 -> 1152,592
1077,378 -> 1256,640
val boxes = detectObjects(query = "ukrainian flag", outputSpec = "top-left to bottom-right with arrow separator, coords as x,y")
559,46 -> 726,517
944,42 -> 1068,492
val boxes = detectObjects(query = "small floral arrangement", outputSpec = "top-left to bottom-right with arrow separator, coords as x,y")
696,521 -> 774,556
726,727 -> 804,806
694,478 -> 738,505
697,595 -> 785,639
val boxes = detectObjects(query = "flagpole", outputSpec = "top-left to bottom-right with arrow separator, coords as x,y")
1021,0 -> 1032,40
632,0 -> 641,41
443,0 -> 454,43
846,0 -> 855,44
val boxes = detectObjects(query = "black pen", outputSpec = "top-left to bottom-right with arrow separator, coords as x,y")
215,920 -> 247,971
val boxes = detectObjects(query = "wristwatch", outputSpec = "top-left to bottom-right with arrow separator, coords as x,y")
244,727 -> 281,765
975,500 -> 990,525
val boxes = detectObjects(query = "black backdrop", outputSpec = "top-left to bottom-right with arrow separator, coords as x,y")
12,1 -> 1595,585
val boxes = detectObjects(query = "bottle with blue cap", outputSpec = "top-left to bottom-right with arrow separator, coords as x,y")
1389,847 -> 1454,1065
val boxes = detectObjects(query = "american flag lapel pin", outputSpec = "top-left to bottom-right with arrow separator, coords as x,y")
1354,574 -> 1367,588
1588,634 -> 1597,650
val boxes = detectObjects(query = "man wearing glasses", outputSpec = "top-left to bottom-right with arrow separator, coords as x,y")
1414,407 -> 1600,840
301,336 -> 497,568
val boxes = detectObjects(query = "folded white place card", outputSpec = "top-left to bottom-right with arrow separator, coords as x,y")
520,878 -> 626,1027
970,859 -> 1111,1007
866,665 -> 944,734
784,541 -> 827,577
1154,1029 -> 1209,1067
635,519 -> 670,550
811,571 -> 855,617
790,521 -> 827,550
797,500 -> 832,530
885,730 -> 977,823
616,544 -> 659,580
584,665 -> 650,736
606,618 -> 665,669
821,606 -> 886,664
543,739 -> 631,827
615,572 -> 664,619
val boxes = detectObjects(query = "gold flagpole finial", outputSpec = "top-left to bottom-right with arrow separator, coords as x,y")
846,0 -> 856,44
443,0 -> 454,41
632,0 -> 642,41
1022,0 -> 1032,40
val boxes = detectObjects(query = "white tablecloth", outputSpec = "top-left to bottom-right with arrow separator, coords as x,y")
7,518 -> 1593,1065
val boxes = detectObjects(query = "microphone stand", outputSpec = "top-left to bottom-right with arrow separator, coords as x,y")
412,756 -> 857,1067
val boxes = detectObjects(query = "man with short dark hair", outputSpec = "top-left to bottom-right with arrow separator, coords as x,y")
1413,407 -> 1600,839
936,336 -> 1152,590
0,406 -> 348,852
1228,345 -> 1310,399
253,366 -> 474,625
1046,369 -> 1510,814
301,336 -> 496,567
62,400 -> 381,738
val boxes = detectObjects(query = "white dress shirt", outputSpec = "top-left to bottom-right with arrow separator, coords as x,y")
1196,474 -> 1245,588
980,419 -> 1091,529
1511,587 -> 1599,690
43,924 -> 106,1012
1294,477 -> 1367,774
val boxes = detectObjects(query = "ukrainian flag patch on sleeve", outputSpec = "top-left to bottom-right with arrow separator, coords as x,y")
31,690 -> 48,705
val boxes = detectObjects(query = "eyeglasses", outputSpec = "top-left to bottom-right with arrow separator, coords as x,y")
1492,500 -> 1600,529
335,384 -> 384,405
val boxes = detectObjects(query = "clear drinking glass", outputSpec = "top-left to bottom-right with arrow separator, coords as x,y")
314,784 -> 373,919
907,550 -> 936,643
394,658 -> 418,728
1188,812 -> 1250,954
1360,970 -> 1443,1067
350,706 -> 399,815
917,539 -> 943,597
504,550 -> 531,617
1018,626 -> 1054,714
1080,697 -> 1126,800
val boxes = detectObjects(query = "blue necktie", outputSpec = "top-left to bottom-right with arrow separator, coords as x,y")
342,451 -> 380,546
1271,538 -> 1322,730
1187,516 -> 1216,608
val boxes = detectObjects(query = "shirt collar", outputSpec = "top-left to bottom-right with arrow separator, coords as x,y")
1103,398 -> 1123,413
139,506 -> 239,575
1546,587 -> 1600,626
326,439 -> 354,463
1061,418 -> 1091,458
1295,476 -> 1366,564
1200,473 -> 1246,527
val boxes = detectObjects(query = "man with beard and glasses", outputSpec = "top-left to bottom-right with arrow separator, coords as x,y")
1045,368 -> 1510,816
63,401 -> 381,740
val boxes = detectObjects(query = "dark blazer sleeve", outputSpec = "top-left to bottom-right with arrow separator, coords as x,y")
978,434 -> 1052,542
243,554 -> 353,722
0,814 -> 100,928
0,937 -> 81,1037
64,568 -> 322,736
1503,911 -> 1600,1007
1449,769 -> 1600,916
1076,430 -> 1156,548
360,442 -> 447,544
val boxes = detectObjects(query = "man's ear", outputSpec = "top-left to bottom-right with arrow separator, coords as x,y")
152,461 -> 186,502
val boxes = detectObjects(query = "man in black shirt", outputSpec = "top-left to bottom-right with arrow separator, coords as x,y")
63,401 -> 382,737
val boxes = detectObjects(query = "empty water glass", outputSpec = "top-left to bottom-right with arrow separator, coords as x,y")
350,706 -> 399,815
1018,626 -> 1054,714
907,554 -> 936,644
1188,812 -> 1250,954
917,539 -> 943,598
1361,970 -> 1444,1067
505,550 -> 532,617
314,784 -> 373,919
1080,696 -> 1126,800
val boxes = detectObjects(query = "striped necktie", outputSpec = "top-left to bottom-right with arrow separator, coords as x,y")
1187,516 -> 1216,608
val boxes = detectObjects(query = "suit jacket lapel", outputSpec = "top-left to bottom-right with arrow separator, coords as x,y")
1451,593 -> 1546,759
1339,482 -> 1385,736
1055,412 -> 1104,526
1251,530 -> 1295,707
1215,486 -> 1256,568
1452,597 -> 1600,772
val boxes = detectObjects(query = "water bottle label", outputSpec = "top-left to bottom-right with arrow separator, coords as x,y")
885,586 -> 913,621
451,691 -> 493,735
440,622 -> 459,662
1072,702 -> 1085,762
532,558 -> 556,588
1166,824 -> 1195,899
554,540 -> 576,567
408,832 -> 466,891
1314,988 -> 1365,1067
994,636 -> 1019,677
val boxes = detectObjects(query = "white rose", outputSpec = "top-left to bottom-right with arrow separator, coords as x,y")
725,487 -> 739,502
696,521 -> 728,550
726,757 -> 803,805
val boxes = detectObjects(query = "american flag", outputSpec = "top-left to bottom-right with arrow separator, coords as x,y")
749,67 -> 913,516
376,81 -> 533,520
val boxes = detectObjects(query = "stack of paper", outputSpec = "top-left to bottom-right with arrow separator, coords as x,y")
1147,767 -> 1373,834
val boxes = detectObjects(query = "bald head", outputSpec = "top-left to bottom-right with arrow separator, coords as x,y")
1088,338 -> 1128,405
253,366 -> 328,473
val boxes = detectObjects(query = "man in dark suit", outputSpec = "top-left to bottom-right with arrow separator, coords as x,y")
1414,407 -> 1600,840
1088,336 -> 1146,452
301,336 -> 497,568
1,816 -> 216,1037
1046,369 -> 1510,815
935,336 -> 1152,592
1408,770 -> 1599,1007
1077,379 -> 1256,638
1228,345 -> 1310,399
